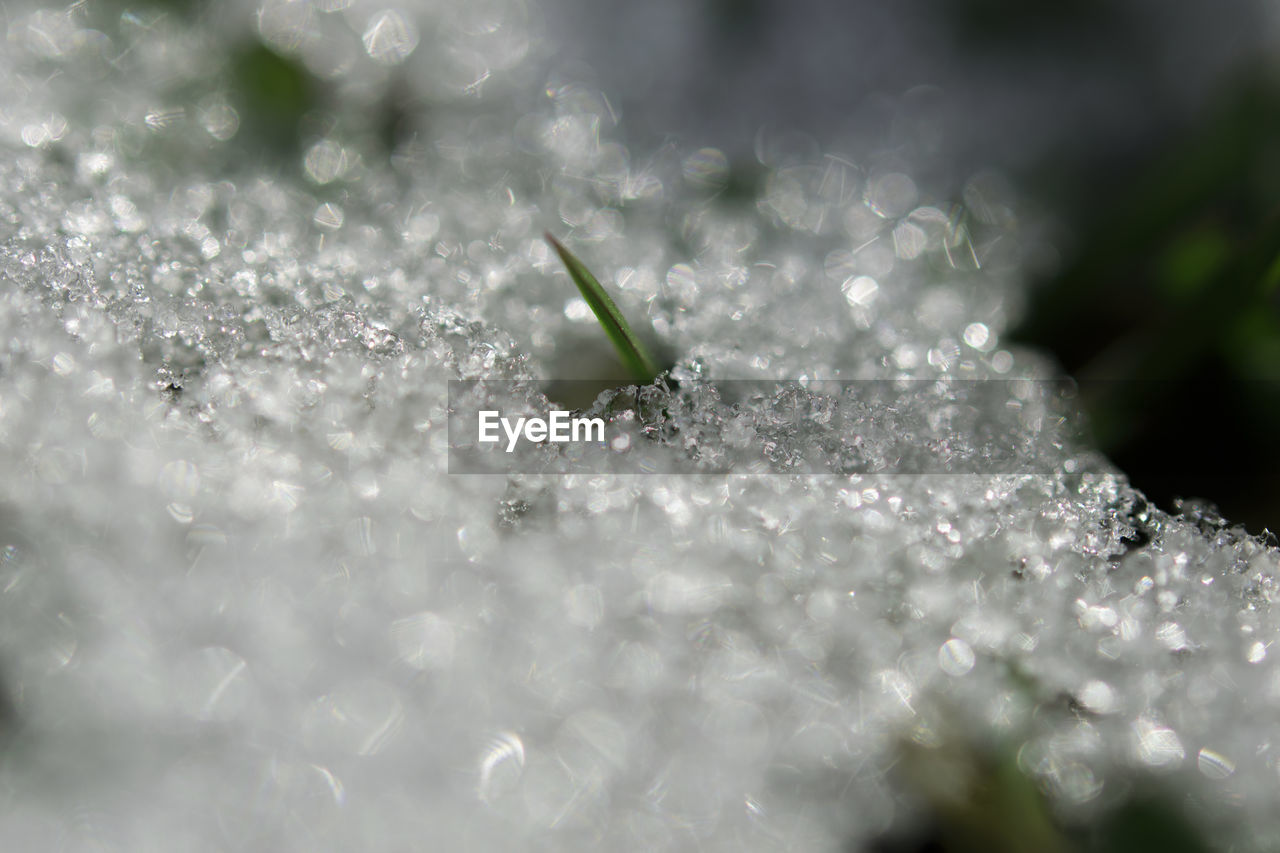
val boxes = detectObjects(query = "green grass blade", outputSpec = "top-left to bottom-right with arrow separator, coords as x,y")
545,233 -> 661,382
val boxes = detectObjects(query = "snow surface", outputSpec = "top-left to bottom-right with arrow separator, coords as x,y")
0,1 -> 1276,850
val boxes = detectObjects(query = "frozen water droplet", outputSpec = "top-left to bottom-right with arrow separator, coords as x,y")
938,637 -> 975,676
962,322 -> 991,350
682,147 -> 729,189
1156,621 -> 1188,651
1197,747 -> 1236,780
303,141 -> 348,185
891,220 -> 927,259
842,275 -> 878,307
144,107 -> 185,131
258,0 -> 314,50
563,297 -> 591,322
313,202 -> 344,231
363,10 -> 419,65
199,99 -> 239,141
1133,718 -> 1185,768
478,731 -> 525,802
167,503 -> 195,524
825,249 -> 857,280
51,352 -> 76,376
865,172 -> 917,219
1076,680 -> 1117,715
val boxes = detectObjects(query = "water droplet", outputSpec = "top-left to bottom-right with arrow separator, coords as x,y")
303,141 -> 349,185
50,352 -> 76,376
1076,680 -> 1117,715
1197,747 -> 1236,780
313,202 -> 344,231
478,732 -> 525,802
842,275 -> 878,307
938,637 -> 975,676
1133,718 -> 1184,768
563,297 -> 591,322
199,100 -> 239,141
865,172 -> 917,219
144,107 -> 185,131
1155,621 -> 1188,651
891,221 -> 927,259
363,10 -> 419,65
962,322 -> 991,350
682,147 -> 729,189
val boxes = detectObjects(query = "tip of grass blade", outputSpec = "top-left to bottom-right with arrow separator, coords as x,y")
545,233 -> 661,383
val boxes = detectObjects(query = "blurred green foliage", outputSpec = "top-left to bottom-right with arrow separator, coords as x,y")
1092,796 -> 1216,853
1013,74 -> 1280,533
872,732 -> 1221,853
228,43 -> 318,156
881,736 -> 1071,853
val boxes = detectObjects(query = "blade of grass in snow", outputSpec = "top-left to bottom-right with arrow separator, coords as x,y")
545,233 -> 661,382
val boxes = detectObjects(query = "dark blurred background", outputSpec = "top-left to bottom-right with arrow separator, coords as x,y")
538,0 -> 1280,533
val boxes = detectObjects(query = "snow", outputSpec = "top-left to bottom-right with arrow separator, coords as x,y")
0,1 -> 1274,850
